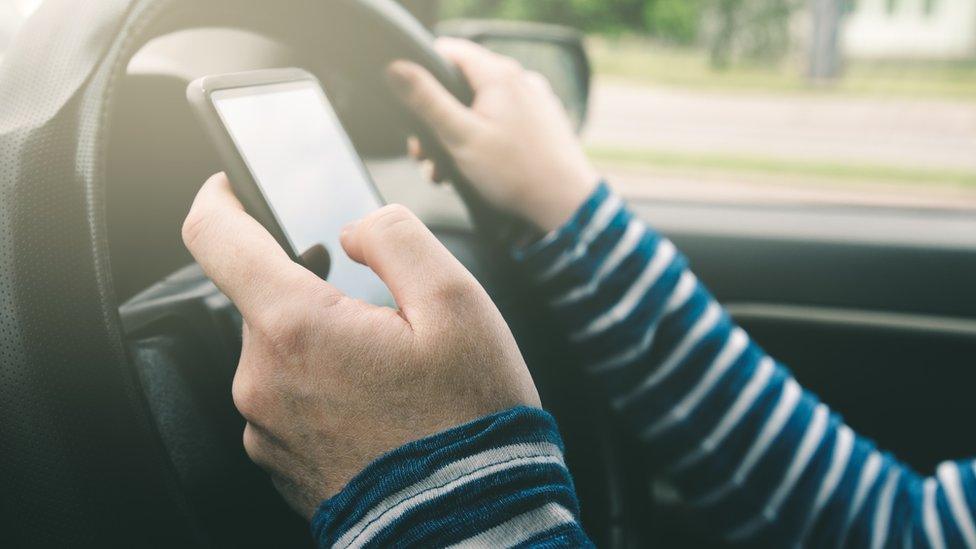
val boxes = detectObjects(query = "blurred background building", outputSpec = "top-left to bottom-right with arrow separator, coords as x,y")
844,0 -> 976,59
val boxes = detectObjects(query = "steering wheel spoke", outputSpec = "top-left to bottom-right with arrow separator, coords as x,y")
121,263 -> 242,367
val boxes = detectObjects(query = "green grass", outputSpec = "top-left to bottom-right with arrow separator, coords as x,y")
587,146 -> 976,188
588,36 -> 976,101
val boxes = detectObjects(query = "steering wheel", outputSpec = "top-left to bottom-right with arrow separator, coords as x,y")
0,0 -> 632,545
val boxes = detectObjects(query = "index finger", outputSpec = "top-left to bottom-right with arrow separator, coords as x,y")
182,173 -> 331,317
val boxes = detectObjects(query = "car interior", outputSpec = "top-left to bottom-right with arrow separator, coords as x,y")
1,0 -> 975,546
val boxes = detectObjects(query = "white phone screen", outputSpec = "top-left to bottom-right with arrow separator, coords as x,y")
212,80 -> 393,307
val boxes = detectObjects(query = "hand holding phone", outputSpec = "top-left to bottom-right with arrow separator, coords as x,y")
187,68 -> 393,306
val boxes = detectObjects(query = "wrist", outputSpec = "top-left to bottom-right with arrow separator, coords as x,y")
511,180 -> 618,276
520,164 -> 601,234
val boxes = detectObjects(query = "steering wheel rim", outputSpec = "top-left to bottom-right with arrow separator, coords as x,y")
0,0 -> 622,545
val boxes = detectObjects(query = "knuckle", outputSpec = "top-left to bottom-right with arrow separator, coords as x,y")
366,204 -> 420,238
181,173 -> 228,249
524,71 -> 551,90
248,282 -> 323,360
499,58 -> 524,78
375,202 -> 415,222
180,208 -> 213,250
232,370 -> 265,421
242,423 -> 266,464
260,310 -> 308,360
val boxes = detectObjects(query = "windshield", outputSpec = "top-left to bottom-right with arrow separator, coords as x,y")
442,0 -> 976,211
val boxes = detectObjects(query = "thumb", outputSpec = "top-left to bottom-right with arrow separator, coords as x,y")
340,204 -> 481,325
386,60 -> 482,147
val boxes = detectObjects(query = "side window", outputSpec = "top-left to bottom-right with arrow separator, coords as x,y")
440,0 -> 976,211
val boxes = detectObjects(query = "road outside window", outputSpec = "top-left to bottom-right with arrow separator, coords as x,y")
442,0 -> 976,211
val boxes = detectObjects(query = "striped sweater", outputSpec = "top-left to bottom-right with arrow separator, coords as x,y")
312,182 -> 976,547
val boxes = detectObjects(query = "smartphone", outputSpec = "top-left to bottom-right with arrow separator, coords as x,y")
187,68 -> 393,307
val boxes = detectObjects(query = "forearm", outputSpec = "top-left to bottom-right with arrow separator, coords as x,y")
311,407 -> 593,548
515,182 -> 976,546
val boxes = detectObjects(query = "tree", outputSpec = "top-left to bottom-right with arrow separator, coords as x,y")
808,0 -> 844,80
645,0 -> 704,45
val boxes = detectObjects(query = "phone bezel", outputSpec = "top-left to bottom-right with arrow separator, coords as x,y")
186,67 -> 386,268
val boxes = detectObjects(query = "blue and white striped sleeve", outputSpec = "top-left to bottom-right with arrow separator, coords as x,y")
515,181 -> 976,547
310,406 -> 594,548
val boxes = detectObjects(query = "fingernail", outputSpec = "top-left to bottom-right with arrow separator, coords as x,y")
341,220 -> 359,236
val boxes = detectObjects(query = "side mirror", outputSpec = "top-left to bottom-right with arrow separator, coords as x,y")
437,19 -> 592,132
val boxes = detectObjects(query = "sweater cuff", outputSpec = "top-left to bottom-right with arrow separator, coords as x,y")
511,181 -> 655,306
511,180 -> 614,272
311,407 -> 582,548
